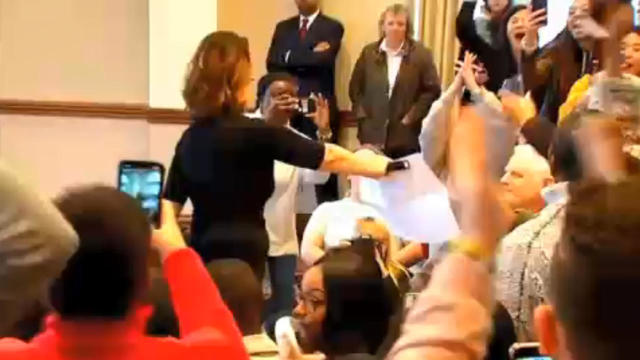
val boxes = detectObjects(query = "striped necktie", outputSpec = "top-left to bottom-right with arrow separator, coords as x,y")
300,17 -> 309,40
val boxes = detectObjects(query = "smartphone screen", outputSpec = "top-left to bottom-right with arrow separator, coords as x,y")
118,161 -> 165,227
510,343 -> 551,360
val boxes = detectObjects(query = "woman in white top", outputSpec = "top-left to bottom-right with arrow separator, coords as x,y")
258,73 -> 331,320
301,151 -> 392,266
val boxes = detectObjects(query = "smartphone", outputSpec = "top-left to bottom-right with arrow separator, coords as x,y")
118,161 -> 165,227
531,0 -> 548,25
298,97 -> 317,115
509,343 -> 551,360
387,160 -> 411,173
404,292 -> 420,311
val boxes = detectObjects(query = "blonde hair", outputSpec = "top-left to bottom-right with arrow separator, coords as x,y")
378,4 -> 414,41
183,31 -> 252,117
356,217 -> 409,289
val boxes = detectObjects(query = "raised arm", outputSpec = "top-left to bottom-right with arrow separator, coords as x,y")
153,201 -> 249,359
419,61 -> 464,177
387,105 -> 502,360
268,126 -> 390,179
456,0 -> 481,49
521,8 -> 551,99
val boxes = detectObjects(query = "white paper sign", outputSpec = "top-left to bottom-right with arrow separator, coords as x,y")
358,154 -> 460,244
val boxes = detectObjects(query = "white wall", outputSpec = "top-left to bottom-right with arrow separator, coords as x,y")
0,0 -> 216,202
149,0 -> 218,108
0,115 -> 149,196
0,0 -> 149,103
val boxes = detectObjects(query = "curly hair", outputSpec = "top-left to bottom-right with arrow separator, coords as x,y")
183,31 -> 252,117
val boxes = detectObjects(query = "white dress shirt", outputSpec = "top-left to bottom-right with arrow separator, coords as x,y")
299,9 -> 320,30
380,39 -> 405,98
264,126 -> 329,257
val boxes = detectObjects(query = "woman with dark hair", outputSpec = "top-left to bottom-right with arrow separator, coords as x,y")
521,0 -> 632,124
349,4 -> 441,159
456,0 -> 518,93
292,240 -> 398,360
165,31 -> 397,280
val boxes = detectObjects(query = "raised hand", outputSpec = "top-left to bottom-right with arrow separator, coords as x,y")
460,52 -> 481,93
152,200 -> 188,262
306,93 -> 330,134
521,7 -> 547,55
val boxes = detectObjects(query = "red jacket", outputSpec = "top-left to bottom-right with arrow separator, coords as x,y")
0,248 -> 250,360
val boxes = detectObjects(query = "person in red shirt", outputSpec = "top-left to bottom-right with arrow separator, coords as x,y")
0,186 -> 249,360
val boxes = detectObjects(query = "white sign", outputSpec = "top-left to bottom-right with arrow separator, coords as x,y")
358,154 -> 460,244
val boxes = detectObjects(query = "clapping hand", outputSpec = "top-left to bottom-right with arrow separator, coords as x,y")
455,52 -> 482,93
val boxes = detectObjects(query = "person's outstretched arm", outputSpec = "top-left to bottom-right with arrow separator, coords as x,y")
387,103 -> 502,360
153,201 -> 249,359
267,126 -> 390,179
0,161 -> 78,306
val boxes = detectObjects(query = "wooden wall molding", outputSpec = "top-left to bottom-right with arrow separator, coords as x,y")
147,107 -> 190,124
0,99 -> 149,120
0,99 -> 357,127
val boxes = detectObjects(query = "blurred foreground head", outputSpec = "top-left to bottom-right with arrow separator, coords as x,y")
535,177 -> 640,360
53,186 -> 151,319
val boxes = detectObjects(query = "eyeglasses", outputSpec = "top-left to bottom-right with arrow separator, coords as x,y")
295,287 -> 326,313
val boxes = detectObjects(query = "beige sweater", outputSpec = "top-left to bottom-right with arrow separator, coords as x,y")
386,254 -> 493,360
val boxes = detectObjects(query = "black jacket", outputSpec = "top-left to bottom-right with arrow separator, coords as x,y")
349,39 -> 441,159
456,0 -> 519,93
267,13 -> 344,98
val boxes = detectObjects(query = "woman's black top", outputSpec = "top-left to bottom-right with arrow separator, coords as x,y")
456,1 -> 518,93
164,115 -> 325,263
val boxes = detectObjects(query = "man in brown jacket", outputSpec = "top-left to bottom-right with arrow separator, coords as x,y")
349,4 -> 441,159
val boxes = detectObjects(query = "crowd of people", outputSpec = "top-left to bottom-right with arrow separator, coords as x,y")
1,0 -> 640,359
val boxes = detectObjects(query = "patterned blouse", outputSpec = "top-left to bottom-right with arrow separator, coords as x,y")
495,198 -> 567,341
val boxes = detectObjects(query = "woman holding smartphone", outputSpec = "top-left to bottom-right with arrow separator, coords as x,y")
164,31 -> 395,280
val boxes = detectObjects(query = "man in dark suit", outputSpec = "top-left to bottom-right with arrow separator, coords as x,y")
267,0 -> 344,201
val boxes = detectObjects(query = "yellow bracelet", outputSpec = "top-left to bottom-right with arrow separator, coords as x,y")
449,237 -> 492,262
